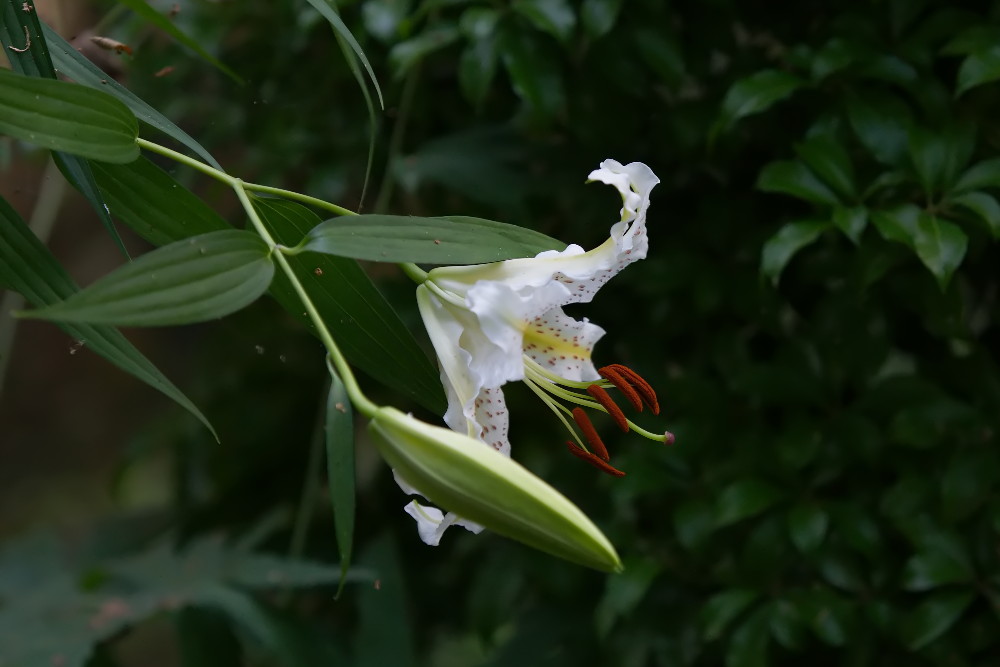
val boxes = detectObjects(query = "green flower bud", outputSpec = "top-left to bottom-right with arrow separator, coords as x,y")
369,407 -> 623,573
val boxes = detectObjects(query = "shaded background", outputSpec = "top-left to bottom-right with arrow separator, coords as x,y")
2,0 -> 1000,665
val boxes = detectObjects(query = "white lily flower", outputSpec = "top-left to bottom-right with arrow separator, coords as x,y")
399,159 -> 672,545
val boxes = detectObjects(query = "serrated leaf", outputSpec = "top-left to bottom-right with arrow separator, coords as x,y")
299,214 -> 565,263
760,220 -> 829,286
251,198 -> 444,413
715,479 -> 784,527
324,361 -> 355,598
581,0 -> 623,39
43,23 -> 222,170
787,504 -> 828,553
949,191 -> 1000,237
952,157 -> 1000,193
0,67 -> 138,163
900,591 -> 974,650
757,161 -> 840,206
20,231 -> 274,326
0,194 -> 215,437
956,46 -> 1000,96
512,0 -> 576,44
701,589 -> 760,641
388,24 -> 460,79
113,0 -> 242,83
714,70 -> 805,136
832,205 -> 868,243
846,90 -> 912,166
901,550 -> 975,591
795,135 -> 856,200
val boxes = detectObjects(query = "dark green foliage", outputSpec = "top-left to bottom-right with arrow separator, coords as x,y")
4,0 -> 1000,665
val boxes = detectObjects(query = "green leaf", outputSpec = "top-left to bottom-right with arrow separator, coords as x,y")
805,590 -> 853,646
846,90 -> 912,166
794,135 -> 856,200
458,9 -> 500,107
901,550 -> 975,591
512,0 -> 576,44
768,599 -> 806,650
113,0 -> 242,84
500,22 -> 565,116
673,499 -> 715,550
324,362 -> 355,598
43,23 -> 222,171
701,589 -> 760,641
757,161 -> 840,206
304,0 -> 385,109
20,231 -> 274,326
634,27 -> 685,86
871,206 -> 968,288
581,0 -> 623,39
356,535 -> 416,667
787,504 -> 828,553
715,479 -> 784,527
726,605 -> 771,667
0,67 -> 138,163
832,205 -> 868,244
956,46 -> 1000,96
714,70 -> 805,136
908,125 -> 974,195
952,157 -> 1000,193
899,591 -> 975,650
361,0 -> 411,42
299,214 -> 565,264
251,198 -> 444,413
53,152 -> 130,257
0,194 -> 215,438
388,24 -> 460,79
810,38 -> 866,80
818,553 -> 866,593
92,157 -> 230,247
760,220 -> 829,286
595,558 -> 660,637
949,191 -> 1000,237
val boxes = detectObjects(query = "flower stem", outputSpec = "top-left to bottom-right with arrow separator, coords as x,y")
243,182 -> 357,217
232,180 -> 379,418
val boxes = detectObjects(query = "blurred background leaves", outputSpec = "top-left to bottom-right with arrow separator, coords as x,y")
2,0 -> 1000,665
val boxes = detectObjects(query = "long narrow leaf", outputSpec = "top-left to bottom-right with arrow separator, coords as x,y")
43,23 -> 223,171
19,231 -> 275,327
304,0 -> 384,109
252,198 -> 445,413
0,4 -> 129,255
324,359 -> 355,597
299,214 -> 566,263
114,0 -> 243,84
0,194 -> 215,438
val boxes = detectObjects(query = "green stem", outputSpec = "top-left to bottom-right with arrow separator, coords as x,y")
137,137 -> 235,185
232,180 -> 378,417
400,262 -> 428,283
244,182 -> 356,217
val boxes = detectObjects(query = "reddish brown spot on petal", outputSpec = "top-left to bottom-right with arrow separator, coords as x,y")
586,384 -> 629,432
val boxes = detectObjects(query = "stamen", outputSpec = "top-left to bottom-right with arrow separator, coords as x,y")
601,364 -> 660,415
586,385 -> 629,432
566,442 -> 626,477
598,366 -> 643,411
572,408 -> 609,461
665,431 -> 676,445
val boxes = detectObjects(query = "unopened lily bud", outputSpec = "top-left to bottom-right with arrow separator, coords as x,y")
369,407 -> 623,573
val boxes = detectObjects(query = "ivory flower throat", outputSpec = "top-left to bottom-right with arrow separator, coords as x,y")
403,159 -> 672,545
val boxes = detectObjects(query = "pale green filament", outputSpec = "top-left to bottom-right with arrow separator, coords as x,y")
522,377 -> 587,451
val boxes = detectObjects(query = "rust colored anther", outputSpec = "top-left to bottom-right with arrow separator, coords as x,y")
601,364 -> 660,415
586,384 -> 629,432
598,366 -> 643,411
566,442 -> 626,477
572,408 -> 609,461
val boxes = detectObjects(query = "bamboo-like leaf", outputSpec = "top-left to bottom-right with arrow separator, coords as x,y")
0,194 -> 215,437
299,214 -> 566,264
324,359 -> 355,598
303,0 -> 384,109
252,198 -> 444,413
113,0 -> 242,84
43,23 -> 223,170
0,68 -> 138,163
19,231 -> 274,326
